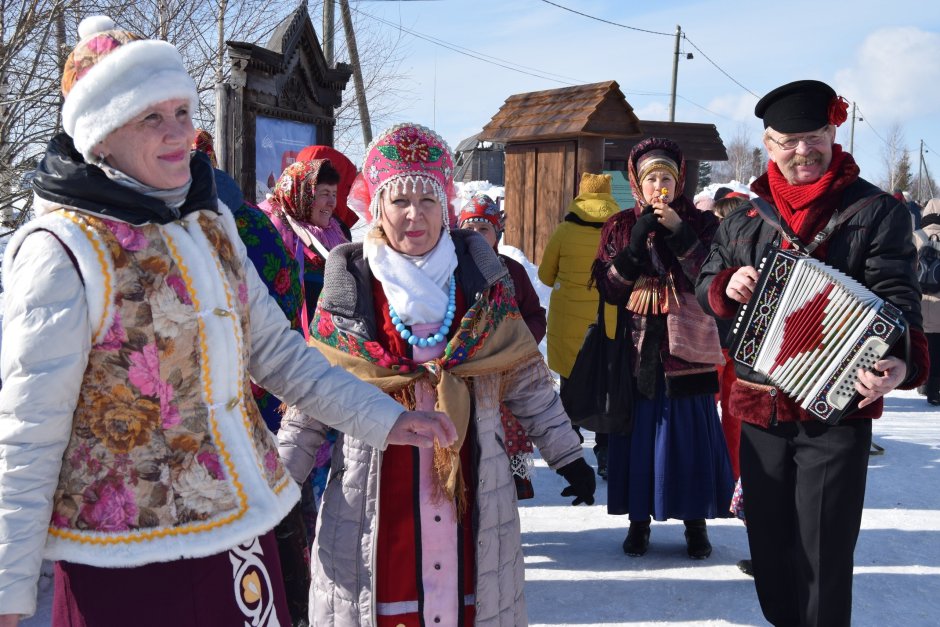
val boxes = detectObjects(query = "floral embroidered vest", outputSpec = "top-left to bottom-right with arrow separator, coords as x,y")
39,210 -> 292,554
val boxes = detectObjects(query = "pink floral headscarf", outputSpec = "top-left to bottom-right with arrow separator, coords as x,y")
271,159 -> 332,224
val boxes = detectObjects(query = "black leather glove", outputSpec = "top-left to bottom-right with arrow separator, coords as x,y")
612,211 -> 659,280
557,457 -> 596,506
630,210 -> 660,253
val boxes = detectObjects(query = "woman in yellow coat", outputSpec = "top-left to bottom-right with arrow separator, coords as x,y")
538,172 -> 620,476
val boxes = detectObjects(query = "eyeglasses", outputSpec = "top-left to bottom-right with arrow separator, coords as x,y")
767,131 -> 830,151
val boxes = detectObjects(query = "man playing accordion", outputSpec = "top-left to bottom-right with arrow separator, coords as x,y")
696,79 -> 929,627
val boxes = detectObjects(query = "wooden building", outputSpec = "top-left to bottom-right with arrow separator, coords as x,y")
453,133 -> 505,185
480,81 -> 727,264
216,3 -> 351,202
480,81 -> 642,264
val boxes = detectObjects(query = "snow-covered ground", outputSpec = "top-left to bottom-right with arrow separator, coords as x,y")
521,389 -> 940,627
21,390 -> 940,626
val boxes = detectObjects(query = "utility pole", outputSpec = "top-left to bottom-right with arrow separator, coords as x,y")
848,102 -> 860,154
323,0 -> 335,66
339,0 -> 372,146
668,25 -> 681,122
918,139 -> 925,202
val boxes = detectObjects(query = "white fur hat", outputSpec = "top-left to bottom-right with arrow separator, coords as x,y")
61,16 -> 199,163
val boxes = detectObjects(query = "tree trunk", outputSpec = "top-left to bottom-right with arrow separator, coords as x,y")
338,0 -> 371,146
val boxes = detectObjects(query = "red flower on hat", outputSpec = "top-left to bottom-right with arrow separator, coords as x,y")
828,95 -> 849,127
378,127 -> 445,163
396,136 -> 430,163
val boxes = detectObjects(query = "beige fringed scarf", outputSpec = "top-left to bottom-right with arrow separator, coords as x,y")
309,305 -> 542,515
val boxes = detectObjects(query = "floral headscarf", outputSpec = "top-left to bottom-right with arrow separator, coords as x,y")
192,129 -> 218,168
271,159 -> 332,224
296,145 -> 359,230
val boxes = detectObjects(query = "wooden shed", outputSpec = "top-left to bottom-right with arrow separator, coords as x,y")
480,81 -> 642,264
216,3 -> 351,202
453,133 -> 505,185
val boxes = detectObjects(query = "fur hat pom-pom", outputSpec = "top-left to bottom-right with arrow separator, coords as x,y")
78,15 -> 116,39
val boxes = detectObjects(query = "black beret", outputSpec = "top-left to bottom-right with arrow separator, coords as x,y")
754,80 -> 836,133
713,186 -> 733,200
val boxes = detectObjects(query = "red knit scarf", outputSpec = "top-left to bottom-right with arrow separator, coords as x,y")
765,144 -> 859,247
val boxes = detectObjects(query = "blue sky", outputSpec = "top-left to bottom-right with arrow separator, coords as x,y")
349,0 -> 940,188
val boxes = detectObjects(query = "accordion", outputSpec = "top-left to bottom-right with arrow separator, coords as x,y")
729,246 -> 907,424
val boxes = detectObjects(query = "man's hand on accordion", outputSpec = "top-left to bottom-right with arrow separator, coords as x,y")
855,357 -> 907,408
726,266 -> 760,303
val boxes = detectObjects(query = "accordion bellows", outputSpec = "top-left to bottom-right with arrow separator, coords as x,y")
729,246 -> 906,423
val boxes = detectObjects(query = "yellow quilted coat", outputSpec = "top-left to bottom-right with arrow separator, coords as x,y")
538,192 -> 620,378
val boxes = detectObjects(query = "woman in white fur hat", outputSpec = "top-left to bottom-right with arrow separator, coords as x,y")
0,16 -> 455,626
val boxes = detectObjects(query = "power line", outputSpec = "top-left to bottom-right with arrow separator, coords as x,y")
539,0 -> 757,98
352,6 -> 581,85
677,95 -> 736,121
921,142 -> 940,175
537,0 -> 672,36
356,3 -> 747,125
682,36 -> 758,98
602,88 -> 731,118
853,104 -> 889,146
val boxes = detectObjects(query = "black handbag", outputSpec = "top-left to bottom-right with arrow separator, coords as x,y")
560,299 -> 634,435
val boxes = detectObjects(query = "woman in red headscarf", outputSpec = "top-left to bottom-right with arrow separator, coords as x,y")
296,145 -> 360,235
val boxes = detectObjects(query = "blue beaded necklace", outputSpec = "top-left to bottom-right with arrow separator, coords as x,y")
389,275 -> 457,348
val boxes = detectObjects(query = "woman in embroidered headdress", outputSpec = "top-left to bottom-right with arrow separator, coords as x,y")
0,17 -> 454,627
592,137 -> 734,560
277,123 -> 595,627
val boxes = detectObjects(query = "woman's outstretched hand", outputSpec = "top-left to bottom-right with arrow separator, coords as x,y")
387,410 -> 458,448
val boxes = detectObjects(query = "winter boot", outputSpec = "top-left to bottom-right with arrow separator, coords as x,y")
737,559 -> 753,576
684,519 -> 712,559
593,443 -> 608,481
927,378 -> 940,406
622,520 -> 651,557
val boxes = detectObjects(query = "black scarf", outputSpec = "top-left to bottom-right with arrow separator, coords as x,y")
32,133 -> 219,225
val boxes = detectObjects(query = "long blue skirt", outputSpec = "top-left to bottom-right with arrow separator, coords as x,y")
607,383 -> 734,521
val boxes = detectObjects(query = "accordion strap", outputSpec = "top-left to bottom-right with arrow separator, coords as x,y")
750,193 -> 886,254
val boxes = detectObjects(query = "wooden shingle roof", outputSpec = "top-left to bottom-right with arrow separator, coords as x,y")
480,80 -> 642,143
605,120 -> 728,162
